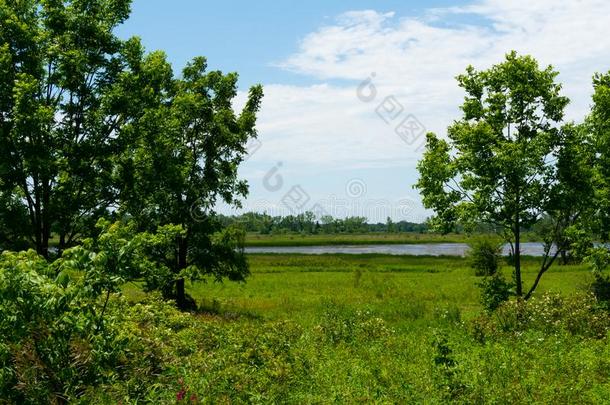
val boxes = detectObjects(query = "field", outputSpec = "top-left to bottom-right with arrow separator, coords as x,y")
136,254 -> 590,323
112,254 -> 610,403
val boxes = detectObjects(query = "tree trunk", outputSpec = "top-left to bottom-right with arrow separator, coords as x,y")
58,232 -> 66,256
176,237 -> 188,309
514,220 -> 522,297
34,223 -> 49,259
42,179 -> 51,258
560,249 -> 568,265
524,242 -> 564,300
175,278 -> 186,310
31,183 -> 51,259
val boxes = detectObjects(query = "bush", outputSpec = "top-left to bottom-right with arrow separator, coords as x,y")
315,302 -> 393,344
0,250 -> 130,403
468,238 -> 502,276
477,273 -> 513,313
471,292 -> 610,341
432,331 -> 466,400
590,274 -> 610,308
585,247 -> 610,307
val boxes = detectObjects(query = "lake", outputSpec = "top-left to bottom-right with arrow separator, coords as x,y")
245,242 -> 554,256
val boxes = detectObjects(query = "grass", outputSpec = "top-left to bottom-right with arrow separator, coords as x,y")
166,254 -> 591,325
115,254 -> 610,403
243,232 -> 541,246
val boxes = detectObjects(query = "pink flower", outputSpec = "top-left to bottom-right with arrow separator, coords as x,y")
177,389 -> 186,401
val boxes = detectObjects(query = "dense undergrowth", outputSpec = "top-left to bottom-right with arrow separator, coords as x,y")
2,253 -> 610,403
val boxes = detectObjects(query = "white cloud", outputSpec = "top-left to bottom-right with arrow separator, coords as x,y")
238,0 -> 610,219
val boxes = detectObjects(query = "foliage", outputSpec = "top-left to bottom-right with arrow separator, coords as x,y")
583,247 -> 610,306
0,2 -> 262,311
477,273 -> 513,313
468,237 -> 502,276
0,0 -> 151,256
582,70 -> 610,307
116,52 -> 263,308
0,248 -> 130,403
0,190 -> 30,251
220,212 -> 428,235
589,71 -> 610,240
432,331 -> 466,400
472,292 -> 610,341
133,222 -> 249,306
416,51 -> 593,298
314,302 -> 393,344
3,251 -> 610,403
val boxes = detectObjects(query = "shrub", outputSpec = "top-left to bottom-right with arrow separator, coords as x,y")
434,305 -> 462,325
471,292 -> 610,341
585,247 -> 610,307
0,250 -> 130,403
477,274 -> 513,313
590,274 -> 610,308
432,331 -> 466,400
468,238 -> 502,276
315,302 -> 393,344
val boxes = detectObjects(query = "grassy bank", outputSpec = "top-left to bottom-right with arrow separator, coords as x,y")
109,254 -> 610,403
243,232 -> 541,247
244,232 -> 467,247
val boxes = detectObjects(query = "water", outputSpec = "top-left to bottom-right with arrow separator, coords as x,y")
245,242 -> 554,257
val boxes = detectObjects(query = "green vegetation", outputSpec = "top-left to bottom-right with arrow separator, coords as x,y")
0,0 -> 263,309
243,231 -> 542,246
5,251 -> 610,403
417,52 -> 595,299
131,254 -> 591,323
2,1 -> 610,402
245,232 -> 468,246
220,212 -> 428,234
468,237 -> 502,277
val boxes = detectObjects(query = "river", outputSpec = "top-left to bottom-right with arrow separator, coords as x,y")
244,242 -> 554,257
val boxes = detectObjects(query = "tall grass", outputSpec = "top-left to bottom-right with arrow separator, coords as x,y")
111,254 -> 610,403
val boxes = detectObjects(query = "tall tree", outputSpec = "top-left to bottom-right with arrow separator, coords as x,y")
118,56 -> 263,309
0,0 -> 146,257
590,71 -> 610,238
416,52 -> 590,298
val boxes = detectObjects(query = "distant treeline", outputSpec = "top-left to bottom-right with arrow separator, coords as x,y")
219,212 -> 428,234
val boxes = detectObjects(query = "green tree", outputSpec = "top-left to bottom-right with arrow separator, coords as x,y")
526,123 -> 596,294
416,52 -> 589,298
0,0 -> 157,257
580,71 -> 610,302
590,71 -> 610,238
386,217 -> 395,233
118,56 -> 263,309
0,190 -> 30,251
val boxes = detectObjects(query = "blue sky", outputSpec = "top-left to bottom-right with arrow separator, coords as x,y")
117,0 -> 468,88
117,0 -> 610,222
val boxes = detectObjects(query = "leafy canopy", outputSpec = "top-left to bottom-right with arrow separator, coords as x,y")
416,51 -> 592,297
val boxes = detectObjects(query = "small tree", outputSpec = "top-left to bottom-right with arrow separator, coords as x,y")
118,55 -> 263,309
468,238 -> 502,276
416,52 -> 590,299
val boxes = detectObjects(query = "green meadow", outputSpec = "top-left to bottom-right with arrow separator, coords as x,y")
145,254 -> 591,323
109,254 -> 610,403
